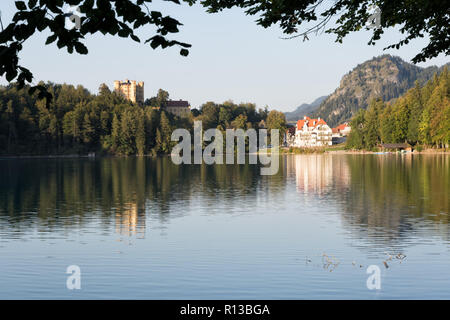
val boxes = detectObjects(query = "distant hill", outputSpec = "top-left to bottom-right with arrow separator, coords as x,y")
311,55 -> 449,127
284,95 -> 328,123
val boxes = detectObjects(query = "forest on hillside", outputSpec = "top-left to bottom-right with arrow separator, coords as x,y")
313,55 -> 448,127
0,83 -> 286,156
347,68 -> 449,150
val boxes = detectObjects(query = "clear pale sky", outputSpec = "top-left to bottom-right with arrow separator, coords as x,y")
0,1 -> 448,112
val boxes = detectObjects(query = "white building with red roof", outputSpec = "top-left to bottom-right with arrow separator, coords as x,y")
332,123 -> 351,137
294,116 -> 333,147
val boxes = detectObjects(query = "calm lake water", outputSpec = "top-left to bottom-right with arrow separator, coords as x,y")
0,154 -> 449,299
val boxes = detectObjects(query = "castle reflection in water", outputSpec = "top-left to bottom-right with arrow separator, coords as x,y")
115,202 -> 146,237
0,155 -> 447,242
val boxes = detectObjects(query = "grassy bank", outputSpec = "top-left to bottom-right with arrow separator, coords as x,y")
281,144 -> 347,154
281,144 -> 450,154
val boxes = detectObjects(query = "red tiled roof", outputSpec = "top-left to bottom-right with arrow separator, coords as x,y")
297,117 -> 328,130
315,119 -> 327,126
336,123 -> 349,131
333,123 -> 350,132
297,119 -> 306,130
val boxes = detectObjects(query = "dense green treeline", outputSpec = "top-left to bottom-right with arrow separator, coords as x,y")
347,68 -> 450,150
0,82 -> 286,156
313,55 -> 448,127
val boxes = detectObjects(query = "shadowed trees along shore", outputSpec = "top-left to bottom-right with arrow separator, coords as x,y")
0,83 -> 283,155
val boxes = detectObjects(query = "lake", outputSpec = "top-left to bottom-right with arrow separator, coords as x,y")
0,154 -> 449,299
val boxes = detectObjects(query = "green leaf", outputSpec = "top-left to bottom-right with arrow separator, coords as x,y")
150,36 -> 163,49
28,0 -> 37,8
118,29 -> 129,38
15,1 -> 27,10
130,34 -> 140,43
6,70 -> 18,82
45,35 -> 57,45
74,43 -> 88,54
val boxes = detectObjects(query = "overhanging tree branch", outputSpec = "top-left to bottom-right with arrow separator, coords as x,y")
1,0 -> 448,105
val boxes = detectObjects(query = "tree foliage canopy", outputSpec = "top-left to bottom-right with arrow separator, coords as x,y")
1,0 -> 195,101
1,0 -> 448,101
203,0 -> 449,63
0,82 -> 273,155
346,67 -> 449,150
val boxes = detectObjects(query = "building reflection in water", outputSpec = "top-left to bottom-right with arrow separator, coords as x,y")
285,154 -> 350,195
0,156 -> 447,246
285,154 -> 449,248
115,202 -> 146,238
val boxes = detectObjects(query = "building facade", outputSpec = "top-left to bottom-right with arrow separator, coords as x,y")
165,100 -> 191,117
332,123 -> 351,137
293,116 -> 332,147
114,79 -> 144,105
331,123 -> 351,144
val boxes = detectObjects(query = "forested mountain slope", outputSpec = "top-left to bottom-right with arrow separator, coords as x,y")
313,55 -> 448,127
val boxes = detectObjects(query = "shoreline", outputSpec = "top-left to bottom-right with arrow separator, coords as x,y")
0,154 -> 159,159
1,147 -> 449,159
325,150 -> 450,155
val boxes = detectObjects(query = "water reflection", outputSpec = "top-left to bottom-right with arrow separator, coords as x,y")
339,154 -> 449,246
0,157 -> 279,236
115,203 -> 146,238
285,154 -> 449,244
285,154 -> 350,195
1,154 -> 450,299
0,155 -> 448,243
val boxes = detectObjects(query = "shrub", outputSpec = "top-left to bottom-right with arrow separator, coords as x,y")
415,145 -> 424,152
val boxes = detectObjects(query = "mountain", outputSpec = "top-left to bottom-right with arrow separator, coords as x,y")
311,55 -> 449,127
284,95 -> 328,123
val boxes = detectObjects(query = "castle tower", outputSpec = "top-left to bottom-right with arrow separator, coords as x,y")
113,79 -> 144,105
